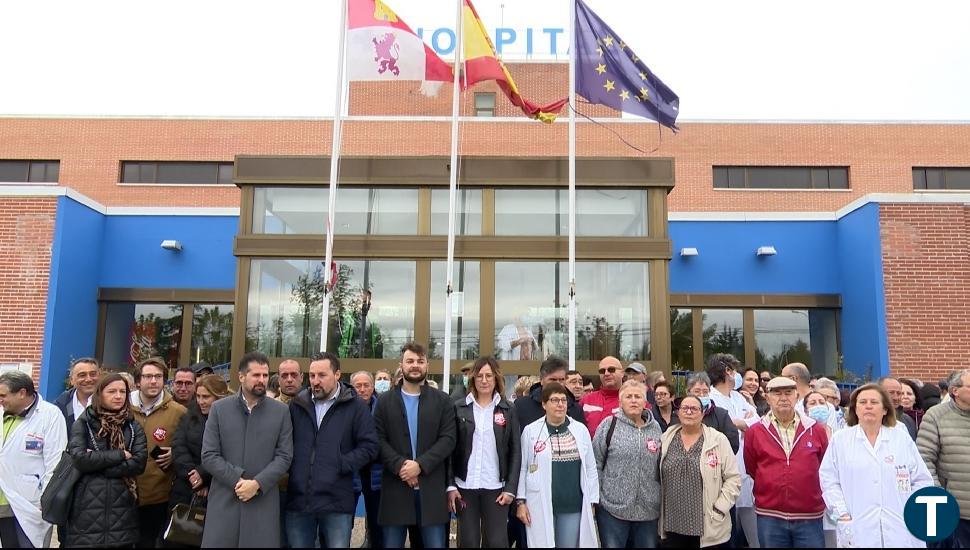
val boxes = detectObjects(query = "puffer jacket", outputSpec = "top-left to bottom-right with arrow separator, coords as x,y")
66,408 -> 148,548
592,408 -> 663,522
917,399 -> 970,517
169,404 -> 211,508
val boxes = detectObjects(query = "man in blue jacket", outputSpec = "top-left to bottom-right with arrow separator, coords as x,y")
286,352 -> 379,548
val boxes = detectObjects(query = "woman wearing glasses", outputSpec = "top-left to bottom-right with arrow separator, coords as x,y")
516,383 -> 599,548
660,395 -> 741,548
447,357 -> 521,548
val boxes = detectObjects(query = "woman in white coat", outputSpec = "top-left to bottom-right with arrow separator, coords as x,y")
819,383 -> 934,548
515,382 -> 599,548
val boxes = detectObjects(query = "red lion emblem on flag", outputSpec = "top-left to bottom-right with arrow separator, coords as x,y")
372,32 -> 401,76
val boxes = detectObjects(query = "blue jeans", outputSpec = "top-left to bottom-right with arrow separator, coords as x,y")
382,492 -> 448,548
285,511 -> 354,548
596,508 -> 657,548
756,516 -> 824,549
553,512 -> 581,548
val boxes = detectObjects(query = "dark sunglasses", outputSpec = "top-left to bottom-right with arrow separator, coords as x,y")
760,377 -> 771,382
598,366 -> 619,375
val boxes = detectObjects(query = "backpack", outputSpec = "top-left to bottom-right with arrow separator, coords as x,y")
601,416 -> 619,463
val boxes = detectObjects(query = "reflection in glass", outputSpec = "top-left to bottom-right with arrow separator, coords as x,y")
494,262 -> 649,361
702,309 -> 744,364
670,308 -> 693,371
429,261 -> 480,360
191,304 -> 234,367
494,189 -> 647,236
754,309 -> 839,377
103,303 -> 183,371
252,187 -> 418,235
431,189 -> 482,235
246,259 -> 415,359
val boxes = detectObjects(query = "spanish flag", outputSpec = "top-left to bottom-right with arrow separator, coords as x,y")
462,0 -> 568,123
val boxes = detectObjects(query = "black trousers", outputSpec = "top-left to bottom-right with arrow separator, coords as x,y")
0,516 -> 33,548
360,483 -> 384,548
138,503 -> 170,548
455,488 -> 509,548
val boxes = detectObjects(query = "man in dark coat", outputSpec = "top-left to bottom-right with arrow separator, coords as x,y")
201,352 -> 293,548
53,358 -> 100,433
512,355 -> 586,431
286,352 -> 378,547
374,343 -> 456,548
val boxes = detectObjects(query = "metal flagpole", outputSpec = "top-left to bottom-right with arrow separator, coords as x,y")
442,0 -> 464,393
568,0 -> 577,370
320,0 -> 350,353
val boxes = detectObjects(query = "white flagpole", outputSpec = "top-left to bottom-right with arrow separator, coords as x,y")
321,0 -> 350,353
568,0 -> 577,370
442,0 -> 464,393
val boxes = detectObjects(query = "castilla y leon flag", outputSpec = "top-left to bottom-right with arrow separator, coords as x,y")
346,0 -> 453,85
462,0 -> 568,123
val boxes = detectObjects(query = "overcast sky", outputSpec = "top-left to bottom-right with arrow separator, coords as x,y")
2,0 -> 968,120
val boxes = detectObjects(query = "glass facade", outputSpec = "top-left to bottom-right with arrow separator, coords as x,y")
755,309 -> 839,376
430,188 -> 482,235
429,261 -> 480,360
494,262 -> 649,361
670,308 -> 693,371
494,189 -> 648,236
103,303 -> 183,371
190,304 -> 234,367
702,309 -> 744,364
246,259 -> 415,359
252,187 -> 419,235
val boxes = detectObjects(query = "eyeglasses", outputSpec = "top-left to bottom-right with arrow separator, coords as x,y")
760,377 -> 771,383
546,397 -> 568,405
598,367 -> 618,375
474,373 -> 495,380
679,406 -> 702,414
173,381 -> 194,387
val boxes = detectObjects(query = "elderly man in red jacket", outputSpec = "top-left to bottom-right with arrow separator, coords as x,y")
579,356 -> 624,437
743,376 -> 828,548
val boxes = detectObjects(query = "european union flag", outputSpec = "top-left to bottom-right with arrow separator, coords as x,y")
574,0 -> 680,131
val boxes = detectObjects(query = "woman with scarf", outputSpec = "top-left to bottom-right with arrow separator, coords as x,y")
66,373 -> 148,548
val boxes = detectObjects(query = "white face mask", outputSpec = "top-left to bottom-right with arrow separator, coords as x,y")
374,379 -> 391,393
734,372 -> 744,391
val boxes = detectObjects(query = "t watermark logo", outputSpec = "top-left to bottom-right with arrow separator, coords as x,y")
904,487 -> 961,542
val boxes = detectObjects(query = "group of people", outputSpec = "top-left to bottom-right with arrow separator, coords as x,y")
0,347 -> 968,549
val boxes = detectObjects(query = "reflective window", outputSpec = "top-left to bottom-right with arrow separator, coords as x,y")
494,262 -> 649,361
702,309 -> 744,364
103,303 -> 183,371
120,161 -> 232,185
246,259 -> 415,359
754,309 -> 839,376
431,189 -> 482,235
252,187 -> 418,235
0,160 -> 59,183
429,261 -> 480,360
494,189 -> 648,236
190,304 -> 234,367
670,308 -> 694,371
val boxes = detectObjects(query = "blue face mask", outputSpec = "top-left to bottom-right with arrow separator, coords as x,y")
734,372 -> 743,391
808,405 -> 831,423
699,397 -> 711,410
375,379 -> 391,393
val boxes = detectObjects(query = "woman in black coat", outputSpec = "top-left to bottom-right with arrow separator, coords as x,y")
66,373 -> 147,548
169,375 -> 231,510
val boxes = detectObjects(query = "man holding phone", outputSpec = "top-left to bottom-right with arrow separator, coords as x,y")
131,357 -> 187,547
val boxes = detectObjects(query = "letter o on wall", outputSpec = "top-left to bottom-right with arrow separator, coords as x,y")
432,28 -> 456,56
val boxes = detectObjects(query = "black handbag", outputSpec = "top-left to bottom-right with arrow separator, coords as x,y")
40,450 -> 81,525
163,494 -> 206,547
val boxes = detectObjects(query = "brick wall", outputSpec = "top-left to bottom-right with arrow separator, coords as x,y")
0,62 -> 968,210
0,196 -> 56,387
881,203 -> 970,382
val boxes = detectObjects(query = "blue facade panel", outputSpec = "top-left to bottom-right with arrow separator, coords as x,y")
99,215 -> 238,289
669,220 -> 841,294
41,197 -> 105,398
835,203 -> 890,380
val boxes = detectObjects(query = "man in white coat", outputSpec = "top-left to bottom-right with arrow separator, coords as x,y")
0,371 -> 68,548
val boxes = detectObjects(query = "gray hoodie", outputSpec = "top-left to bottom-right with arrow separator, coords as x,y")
592,408 -> 663,522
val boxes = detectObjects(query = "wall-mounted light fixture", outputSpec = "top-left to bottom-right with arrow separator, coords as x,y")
680,247 -> 699,257
756,246 -> 777,256
160,240 -> 183,251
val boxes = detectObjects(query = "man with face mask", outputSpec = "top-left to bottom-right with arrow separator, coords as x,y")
374,370 -> 392,394
286,353 -> 378,547
202,351 -> 294,548
744,377 -> 828,548
450,363 -> 474,403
